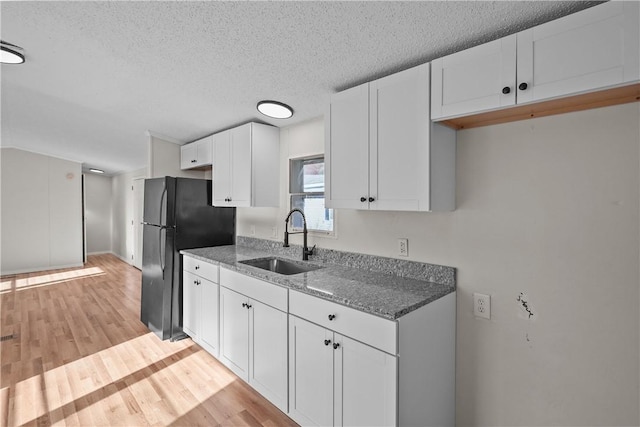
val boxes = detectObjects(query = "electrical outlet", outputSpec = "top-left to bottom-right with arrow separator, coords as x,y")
271,226 -> 278,238
398,238 -> 408,257
473,293 -> 491,319
250,225 -> 256,236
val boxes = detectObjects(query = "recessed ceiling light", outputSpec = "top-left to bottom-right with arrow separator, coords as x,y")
89,168 -> 105,174
257,100 -> 294,119
0,40 -> 25,64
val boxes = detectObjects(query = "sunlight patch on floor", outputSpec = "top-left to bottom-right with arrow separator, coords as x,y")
3,333 -> 236,426
0,267 -> 105,293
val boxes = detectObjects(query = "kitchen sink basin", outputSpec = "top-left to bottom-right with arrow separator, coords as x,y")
239,257 -> 322,275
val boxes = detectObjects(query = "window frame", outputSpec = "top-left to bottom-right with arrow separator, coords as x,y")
288,154 -> 335,236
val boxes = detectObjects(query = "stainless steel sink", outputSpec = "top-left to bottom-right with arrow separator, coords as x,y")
239,257 -> 322,275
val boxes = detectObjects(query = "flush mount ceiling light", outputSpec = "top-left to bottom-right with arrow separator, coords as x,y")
89,168 -> 105,174
0,40 -> 25,64
257,100 -> 294,119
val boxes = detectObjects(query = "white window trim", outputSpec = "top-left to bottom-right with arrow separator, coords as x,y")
289,154 -> 336,238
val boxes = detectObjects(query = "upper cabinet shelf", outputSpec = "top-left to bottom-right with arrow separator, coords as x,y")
181,135 -> 213,169
431,1 -> 640,129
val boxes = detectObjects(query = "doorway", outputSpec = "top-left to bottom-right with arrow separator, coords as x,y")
132,178 -> 145,270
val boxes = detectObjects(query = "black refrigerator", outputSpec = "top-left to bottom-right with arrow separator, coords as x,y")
141,177 -> 235,341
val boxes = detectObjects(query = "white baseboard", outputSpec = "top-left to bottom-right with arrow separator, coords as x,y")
1,262 -> 85,276
86,251 -> 113,256
110,252 -> 133,265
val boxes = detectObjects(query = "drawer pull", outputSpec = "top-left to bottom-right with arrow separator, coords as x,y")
195,265 -> 200,270
328,314 -> 336,321
242,302 -> 247,308
324,339 -> 331,346
242,302 -> 252,309
194,280 -> 201,285
333,342 -> 340,350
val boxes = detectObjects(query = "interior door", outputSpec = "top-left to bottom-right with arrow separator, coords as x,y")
133,178 -> 145,269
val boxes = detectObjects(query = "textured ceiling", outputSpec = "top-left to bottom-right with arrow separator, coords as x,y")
1,1 -> 601,175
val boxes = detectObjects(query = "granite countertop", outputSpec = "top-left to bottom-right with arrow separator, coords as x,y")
181,243 -> 455,320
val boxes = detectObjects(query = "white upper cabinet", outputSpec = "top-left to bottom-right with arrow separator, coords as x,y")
212,122 -> 279,208
180,135 -> 213,169
516,1 -> 640,104
431,36 -> 517,120
325,83 -> 370,210
432,1 -> 640,121
326,63 -> 456,212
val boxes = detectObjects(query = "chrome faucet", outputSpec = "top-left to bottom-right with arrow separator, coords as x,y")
283,208 -> 315,260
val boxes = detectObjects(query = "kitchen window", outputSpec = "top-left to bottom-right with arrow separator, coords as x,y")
289,155 -> 334,235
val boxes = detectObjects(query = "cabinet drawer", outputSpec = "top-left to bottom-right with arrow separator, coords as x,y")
220,268 -> 287,312
183,256 -> 219,283
289,290 -> 397,355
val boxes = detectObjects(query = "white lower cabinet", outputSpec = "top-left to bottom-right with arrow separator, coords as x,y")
183,262 -> 455,427
289,316 -> 397,427
182,256 -> 220,357
219,268 -> 288,413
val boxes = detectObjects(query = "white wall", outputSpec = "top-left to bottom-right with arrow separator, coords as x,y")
111,167 -> 147,262
1,148 -> 83,274
149,135 -> 205,179
84,173 -> 113,254
236,104 -> 640,426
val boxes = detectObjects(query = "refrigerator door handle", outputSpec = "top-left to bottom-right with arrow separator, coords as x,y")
159,187 -> 168,226
159,227 -> 166,279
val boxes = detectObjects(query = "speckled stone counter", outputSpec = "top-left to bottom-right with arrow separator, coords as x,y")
181,239 -> 455,320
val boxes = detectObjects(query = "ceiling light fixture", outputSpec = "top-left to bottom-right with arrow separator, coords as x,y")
257,100 -> 294,119
89,168 -> 105,174
0,40 -> 25,64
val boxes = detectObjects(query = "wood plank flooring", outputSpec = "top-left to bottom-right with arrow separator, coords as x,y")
0,254 -> 298,427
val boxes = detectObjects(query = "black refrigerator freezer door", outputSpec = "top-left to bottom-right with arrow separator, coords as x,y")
143,177 -> 176,227
140,223 -> 175,340
174,178 -> 236,250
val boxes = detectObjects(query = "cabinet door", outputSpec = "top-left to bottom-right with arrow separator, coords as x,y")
335,335 -> 397,427
288,316 -> 334,427
199,278 -> 219,357
370,63 -> 431,211
219,287 -> 249,381
180,143 -> 198,170
431,35 -> 517,120
230,124 -> 252,207
182,271 -> 200,338
516,1 -> 640,104
195,136 -> 213,166
248,300 -> 288,413
212,130 -> 232,206
325,83 -> 370,210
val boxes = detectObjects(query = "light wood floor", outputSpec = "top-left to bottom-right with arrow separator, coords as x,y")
0,254 -> 298,427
